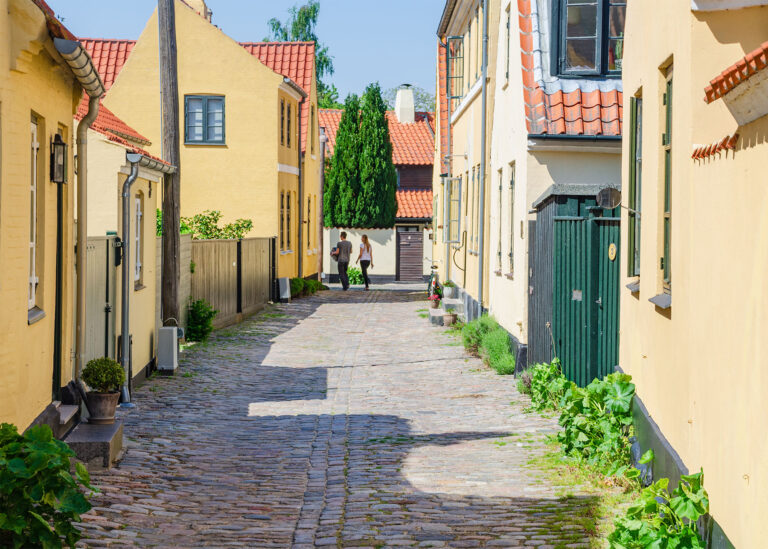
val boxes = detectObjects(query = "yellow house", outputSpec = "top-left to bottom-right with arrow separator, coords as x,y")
0,0 -> 103,432
620,1 -> 768,546
432,0 -> 499,320
77,98 -> 173,385
83,0 -> 321,280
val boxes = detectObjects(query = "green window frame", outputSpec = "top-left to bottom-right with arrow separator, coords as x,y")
662,72 -> 672,289
508,164 -> 515,275
280,99 -> 285,146
446,36 -> 464,111
497,170 -> 503,270
628,95 -> 642,277
554,0 -> 626,77
287,103 -> 292,149
184,95 -> 225,144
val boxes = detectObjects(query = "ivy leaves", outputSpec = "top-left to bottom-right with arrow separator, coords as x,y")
0,423 -> 96,548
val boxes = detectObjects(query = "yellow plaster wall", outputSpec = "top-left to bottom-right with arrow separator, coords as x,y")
103,1 -> 282,241
620,2 -> 768,545
84,130 -> 125,237
277,172 -> 298,278
0,0 -> 78,429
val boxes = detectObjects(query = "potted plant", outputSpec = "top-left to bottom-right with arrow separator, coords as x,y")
443,311 -> 458,326
442,280 -> 457,299
82,357 -> 125,424
429,294 -> 441,309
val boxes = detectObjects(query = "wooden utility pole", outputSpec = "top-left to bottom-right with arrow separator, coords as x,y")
159,0 -> 181,327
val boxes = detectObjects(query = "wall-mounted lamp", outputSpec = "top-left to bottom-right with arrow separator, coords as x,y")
50,134 -> 67,183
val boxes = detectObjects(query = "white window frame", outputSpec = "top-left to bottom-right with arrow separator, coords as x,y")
134,195 -> 143,282
443,176 -> 462,244
29,121 -> 39,310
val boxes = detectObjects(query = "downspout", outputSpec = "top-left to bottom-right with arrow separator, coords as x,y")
477,0 -> 489,312
443,38 -> 451,283
53,39 -> 105,386
319,127 -> 328,278
121,153 -> 177,405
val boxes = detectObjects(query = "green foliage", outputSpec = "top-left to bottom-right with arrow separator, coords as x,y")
527,359 -> 570,412
180,210 -> 253,240
291,278 -> 327,298
347,267 -> 365,285
81,357 -> 124,393
557,372 -> 636,474
265,1 -> 338,109
186,299 -> 217,342
609,471 -> 708,548
460,315 -> 498,354
0,423 -> 96,548
479,328 -> 516,375
156,209 -> 192,236
290,278 -> 306,297
357,83 -> 397,228
442,280 -> 456,288
382,85 -> 436,111
516,369 -> 532,395
324,94 -> 361,227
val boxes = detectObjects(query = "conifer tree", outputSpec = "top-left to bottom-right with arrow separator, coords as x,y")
323,94 -> 361,226
357,83 -> 398,228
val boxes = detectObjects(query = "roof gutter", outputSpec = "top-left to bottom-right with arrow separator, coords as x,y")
54,38 -> 105,386
437,0 -> 459,36
527,133 -> 622,141
283,77 -> 308,99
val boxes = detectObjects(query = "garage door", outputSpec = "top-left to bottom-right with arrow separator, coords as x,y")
396,228 -> 423,281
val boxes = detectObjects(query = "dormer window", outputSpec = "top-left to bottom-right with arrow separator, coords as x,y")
556,0 -> 626,76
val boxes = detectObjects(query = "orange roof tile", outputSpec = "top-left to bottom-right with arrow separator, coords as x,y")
82,38 -> 316,151
318,109 -> 435,166
517,0 -> 622,136
704,42 -> 768,103
396,189 -> 433,220
31,0 -> 77,41
691,133 -> 739,160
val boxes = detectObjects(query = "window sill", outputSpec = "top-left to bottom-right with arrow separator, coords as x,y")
28,307 -> 46,325
649,292 -> 671,309
184,141 -> 227,147
134,283 -> 146,292
280,250 -> 294,255
626,280 -> 640,293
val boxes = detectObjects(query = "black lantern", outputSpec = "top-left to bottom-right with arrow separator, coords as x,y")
50,134 -> 67,183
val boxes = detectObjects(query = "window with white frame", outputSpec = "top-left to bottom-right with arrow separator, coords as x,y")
444,176 -> 462,244
29,119 -> 39,310
134,193 -> 143,284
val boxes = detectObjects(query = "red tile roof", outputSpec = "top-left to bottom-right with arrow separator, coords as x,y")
704,42 -> 768,103
31,0 -> 77,41
518,0 -> 622,136
76,96 -> 169,166
318,109 -> 435,166
691,133 -> 739,159
81,38 -> 316,151
396,189 -> 433,220
239,42 -> 316,152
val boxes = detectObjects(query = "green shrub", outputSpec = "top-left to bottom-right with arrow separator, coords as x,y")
461,315 -> 498,354
517,369 -> 532,395
0,423 -> 96,548
442,280 -> 456,288
609,470 -> 708,548
187,299 -> 217,342
557,372 -> 636,473
347,266 -> 365,285
479,328 -> 516,375
527,359 -> 570,412
304,279 -> 327,294
290,278 -> 306,297
82,357 -> 125,393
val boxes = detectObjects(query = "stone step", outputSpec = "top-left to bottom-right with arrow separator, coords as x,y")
64,420 -> 124,470
58,404 -> 79,425
442,298 -> 464,313
428,307 -> 444,326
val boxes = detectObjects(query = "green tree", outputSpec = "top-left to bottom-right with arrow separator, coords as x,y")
264,1 -> 341,108
180,210 -> 253,240
324,94 -> 361,227
357,83 -> 397,228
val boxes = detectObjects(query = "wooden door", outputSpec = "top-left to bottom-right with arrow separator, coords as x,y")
396,228 -> 423,281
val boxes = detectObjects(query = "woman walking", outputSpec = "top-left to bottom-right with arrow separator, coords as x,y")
356,234 -> 374,290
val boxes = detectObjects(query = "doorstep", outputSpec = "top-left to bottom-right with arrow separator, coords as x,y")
64,420 -> 124,470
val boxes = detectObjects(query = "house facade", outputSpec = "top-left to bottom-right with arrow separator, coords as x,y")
319,87 -> 435,282
0,0 -> 100,432
83,0 -> 321,280
619,1 -> 768,546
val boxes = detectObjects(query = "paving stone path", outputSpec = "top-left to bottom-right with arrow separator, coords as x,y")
79,288 -> 597,548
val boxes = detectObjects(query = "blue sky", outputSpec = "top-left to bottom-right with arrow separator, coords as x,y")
46,0 -> 444,100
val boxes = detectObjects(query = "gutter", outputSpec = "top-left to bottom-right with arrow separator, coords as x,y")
437,0 -> 459,36
121,153 -> 176,405
477,0 -> 489,311
527,134 -> 622,141
53,38 -> 105,387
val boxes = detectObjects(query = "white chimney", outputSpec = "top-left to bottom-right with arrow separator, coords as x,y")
395,85 -> 415,124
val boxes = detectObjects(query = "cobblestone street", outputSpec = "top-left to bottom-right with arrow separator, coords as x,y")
79,288 -> 597,548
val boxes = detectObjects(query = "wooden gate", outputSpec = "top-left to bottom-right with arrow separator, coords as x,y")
396,228 -> 423,281
85,236 -> 118,362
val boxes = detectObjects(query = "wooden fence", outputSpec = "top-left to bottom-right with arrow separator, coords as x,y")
190,238 -> 274,328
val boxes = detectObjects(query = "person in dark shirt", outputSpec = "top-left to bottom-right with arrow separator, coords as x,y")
335,232 -> 353,291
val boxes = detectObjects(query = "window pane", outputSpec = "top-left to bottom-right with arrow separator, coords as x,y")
565,38 -> 598,71
566,5 -> 597,38
207,125 -> 223,142
187,98 -> 203,141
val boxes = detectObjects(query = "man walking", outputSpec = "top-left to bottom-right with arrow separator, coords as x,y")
335,232 -> 353,291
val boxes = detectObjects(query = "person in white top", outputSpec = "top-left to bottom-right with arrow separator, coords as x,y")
356,234 -> 374,290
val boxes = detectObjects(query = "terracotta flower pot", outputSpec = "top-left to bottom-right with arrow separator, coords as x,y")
443,312 -> 458,326
430,299 -> 440,309
86,392 -> 120,424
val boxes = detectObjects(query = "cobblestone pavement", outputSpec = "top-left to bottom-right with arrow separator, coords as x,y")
79,288 -> 597,548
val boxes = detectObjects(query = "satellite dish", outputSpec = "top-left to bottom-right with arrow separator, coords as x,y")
596,187 -> 622,210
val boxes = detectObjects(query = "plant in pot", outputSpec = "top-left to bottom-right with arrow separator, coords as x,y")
443,310 -> 458,326
82,357 -> 125,424
442,280 -> 456,299
428,293 -> 441,309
